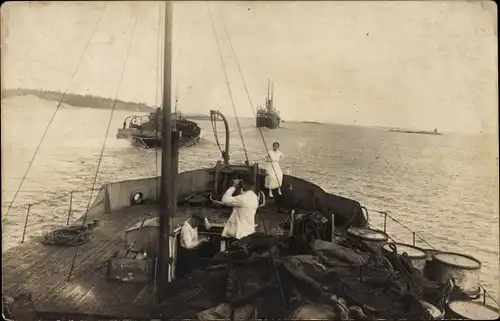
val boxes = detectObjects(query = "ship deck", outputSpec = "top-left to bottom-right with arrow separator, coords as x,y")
2,203 -> 287,318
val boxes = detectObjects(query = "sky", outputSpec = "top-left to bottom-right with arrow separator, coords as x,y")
1,1 -> 498,134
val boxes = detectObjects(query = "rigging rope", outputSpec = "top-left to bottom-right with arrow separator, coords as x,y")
67,14 -> 139,281
218,12 -> 282,186
2,7 -> 106,223
207,4 -> 250,165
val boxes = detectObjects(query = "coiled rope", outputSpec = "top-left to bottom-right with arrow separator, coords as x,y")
41,226 -> 92,247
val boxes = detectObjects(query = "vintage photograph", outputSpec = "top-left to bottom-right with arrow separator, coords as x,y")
1,1 -> 498,320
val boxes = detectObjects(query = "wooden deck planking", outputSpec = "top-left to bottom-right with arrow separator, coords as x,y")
4,236 -> 100,295
41,273 -> 105,313
57,271 -> 111,314
1,241 -> 65,277
74,278 -> 128,315
132,283 -> 155,307
2,241 -> 84,293
2,241 -> 52,265
0,206 -> 117,269
1,204 -> 147,282
95,281 -> 150,316
35,208 -> 152,313
38,235 -> 130,313
2,205 -> 153,315
36,205 -> 182,314
67,247 -> 148,315
38,237 -> 123,310
11,213 -> 135,300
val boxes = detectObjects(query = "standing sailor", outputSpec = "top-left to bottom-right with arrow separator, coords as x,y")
264,142 -> 285,198
221,179 -> 259,240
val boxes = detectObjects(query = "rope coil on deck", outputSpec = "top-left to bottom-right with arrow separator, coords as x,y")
41,226 -> 93,247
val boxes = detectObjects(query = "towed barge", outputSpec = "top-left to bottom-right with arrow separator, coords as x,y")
117,109 -> 201,149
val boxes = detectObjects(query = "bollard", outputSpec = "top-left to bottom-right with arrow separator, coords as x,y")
66,191 -> 73,226
21,204 -> 31,243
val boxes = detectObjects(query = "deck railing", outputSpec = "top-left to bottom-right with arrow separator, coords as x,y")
1,190 -> 499,308
1,189 -> 100,247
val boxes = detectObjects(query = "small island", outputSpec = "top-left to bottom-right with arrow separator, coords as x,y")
388,128 -> 443,136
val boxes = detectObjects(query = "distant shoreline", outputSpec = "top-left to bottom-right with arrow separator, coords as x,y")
1,88 -> 157,113
183,114 -> 220,121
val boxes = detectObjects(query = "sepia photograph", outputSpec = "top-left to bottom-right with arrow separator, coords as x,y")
1,0 -> 498,320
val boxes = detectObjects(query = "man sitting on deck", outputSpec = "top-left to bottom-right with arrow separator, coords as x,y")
221,179 -> 259,240
178,212 -> 212,277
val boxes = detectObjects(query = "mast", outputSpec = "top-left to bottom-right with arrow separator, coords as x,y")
267,78 -> 271,100
157,0 -> 174,303
174,83 -> 179,116
266,78 -> 271,112
270,81 -> 274,110
265,78 -> 275,113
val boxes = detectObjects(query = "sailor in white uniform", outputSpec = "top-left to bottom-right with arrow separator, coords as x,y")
180,213 -> 211,250
221,179 -> 259,240
178,212 -> 211,277
263,141 -> 284,198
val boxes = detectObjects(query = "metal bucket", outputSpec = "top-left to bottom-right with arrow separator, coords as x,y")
423,251 -> 481,297
421,300 -> 445,320
346,227 -> 388,250
446,300 -> 500,320
382,242 -> 428,273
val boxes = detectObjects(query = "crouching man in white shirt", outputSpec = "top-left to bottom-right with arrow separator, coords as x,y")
178,212 -> 211,277
221,179 -> 259,240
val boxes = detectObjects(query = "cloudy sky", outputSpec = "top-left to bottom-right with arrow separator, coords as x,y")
1,1 -> 497,133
